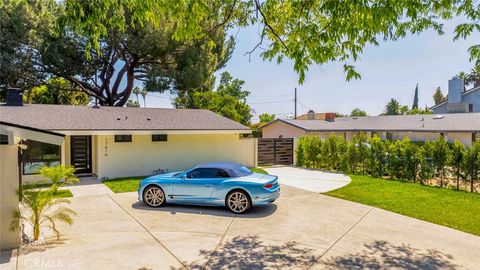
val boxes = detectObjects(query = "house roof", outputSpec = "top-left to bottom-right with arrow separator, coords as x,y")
0,104 -> 250,133
430,85 -> 480,110
261,113 -> 480,132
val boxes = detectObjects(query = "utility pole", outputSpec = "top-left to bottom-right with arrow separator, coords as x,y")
294,87 -> 297,119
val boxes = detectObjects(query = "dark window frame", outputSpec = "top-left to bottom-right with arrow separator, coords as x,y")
469,104 -> 474,112
114,135 -> 132,142
152,134 -> 168,142
22,140 -> 61,175
0,134 -> 8,145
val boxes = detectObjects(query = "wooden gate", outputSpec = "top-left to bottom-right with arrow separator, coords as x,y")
257,138 -> 293,166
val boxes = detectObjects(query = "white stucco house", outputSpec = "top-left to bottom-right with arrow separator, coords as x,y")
0,89 -> 255,183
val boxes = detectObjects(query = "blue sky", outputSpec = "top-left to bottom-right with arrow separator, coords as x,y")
144,18 -> 478,121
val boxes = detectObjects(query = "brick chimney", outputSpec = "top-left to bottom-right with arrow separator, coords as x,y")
325,112 -> 336,122
4,88 -> 23,106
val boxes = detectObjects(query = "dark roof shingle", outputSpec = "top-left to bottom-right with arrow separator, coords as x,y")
0,104 -> 250,132
267,113 -> 480,132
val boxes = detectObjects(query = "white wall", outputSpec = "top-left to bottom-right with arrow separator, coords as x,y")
96,134 -> 256,179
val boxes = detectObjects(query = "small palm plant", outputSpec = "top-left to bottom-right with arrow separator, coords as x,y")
39,165 -> 79,193
10,188 -> 77,241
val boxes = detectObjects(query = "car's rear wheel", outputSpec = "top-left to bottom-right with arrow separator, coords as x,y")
226,190 -> 251,214
143,185 -> 165,207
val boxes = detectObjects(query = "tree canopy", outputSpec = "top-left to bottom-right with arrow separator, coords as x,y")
433,87 -> 447,105
350,108 -> 367,117
259,113 -> 275,123
1,0 -> 479,106
23,78 -> 90,105
189,72 -> 252,125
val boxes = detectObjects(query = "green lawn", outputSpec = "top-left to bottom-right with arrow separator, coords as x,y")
103,167 -> 269,193
327,175 -> 480,236
22,182 -> 73,198
103,176 -> 146,193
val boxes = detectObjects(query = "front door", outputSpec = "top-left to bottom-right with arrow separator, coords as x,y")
70,136 -> 92,174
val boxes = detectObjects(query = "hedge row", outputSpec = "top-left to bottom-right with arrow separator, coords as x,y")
296,134 -> 480,192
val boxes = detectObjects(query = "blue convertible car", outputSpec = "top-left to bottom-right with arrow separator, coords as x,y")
138,162 -> 280,213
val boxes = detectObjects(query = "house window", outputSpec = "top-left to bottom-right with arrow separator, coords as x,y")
469,104 -> 474,112
22,140 -> 61,174
371,131 -> 377,138
0,134 -> 8,145
386,132 -> 394,140
473,133 -> 478,143
152,134 -> 168,142
114,135 -> 132,142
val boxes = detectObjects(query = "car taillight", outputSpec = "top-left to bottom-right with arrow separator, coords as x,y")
264,183 -> 273,189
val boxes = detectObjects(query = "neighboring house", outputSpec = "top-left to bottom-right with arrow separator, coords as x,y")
261,112 -> 480,146
0,89 -> 254,182
431,76 -> 480,114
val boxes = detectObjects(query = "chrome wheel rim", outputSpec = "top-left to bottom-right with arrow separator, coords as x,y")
228,192 -> 249,213
144,187 -> 164,207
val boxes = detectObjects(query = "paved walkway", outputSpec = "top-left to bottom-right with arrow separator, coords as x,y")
67,177 -> 113,197
265,166 -> 351,193
3,185 -> 479,269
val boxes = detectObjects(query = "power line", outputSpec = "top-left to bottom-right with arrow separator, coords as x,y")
250,99 -> 293,104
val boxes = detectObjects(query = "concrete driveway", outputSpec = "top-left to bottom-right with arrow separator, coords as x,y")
265,166 -> 351,193
3,185 -> 480,269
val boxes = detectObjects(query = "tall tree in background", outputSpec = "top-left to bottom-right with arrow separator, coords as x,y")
133,87 -> 141,105
350,108 -> 367,117
24,78 -> 90,105
385,99 -> 400,115
259,113 -> 275,123
1,1 -> 236,106
190,72 -> 252,125
412,84 -> 419,109
433,87 -> 446,105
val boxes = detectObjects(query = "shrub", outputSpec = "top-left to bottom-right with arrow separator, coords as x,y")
367,136 -> 386,177
462,141 -> 480,192
431,137 -> 451,187
449,140 -> 465,190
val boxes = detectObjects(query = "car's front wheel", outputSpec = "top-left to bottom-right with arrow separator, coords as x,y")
226,190 -> 251,214
143,185 -> 166,207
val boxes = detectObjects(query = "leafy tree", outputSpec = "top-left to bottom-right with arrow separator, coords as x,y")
350,108 -> 367,117
433,87 -> 446,105
141,88 -> 148,108
190,72 -> 252,125
431,137 -> 451,188
1,1 -> 235,106
321,134 -> 346,171
126,100 -> 140,107
259,113 -> 276,123
405,106 -> 432,115
449,140 -> 465,190
133,87 -> 141,105
462,141 -> 480,192
39,165 -> 79,194
399,137 -> 421,182
23,78 -> 90,105
0,0 -> 52,90
367,135 -> 386,177
418,141 -> 435,185
385,99 -> 400,115
412,84 -> 419,109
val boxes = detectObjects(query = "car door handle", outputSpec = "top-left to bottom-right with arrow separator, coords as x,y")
205,184 -> 213,187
